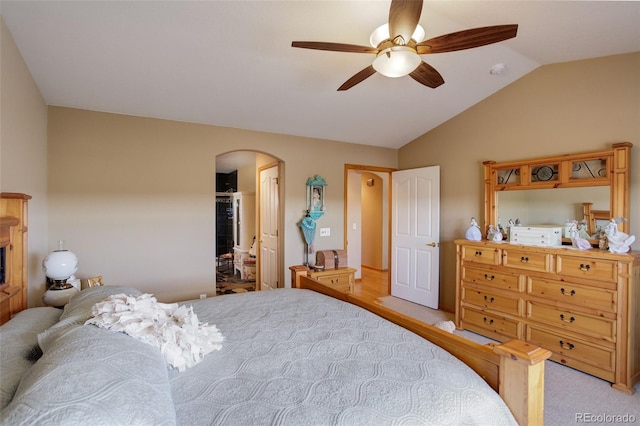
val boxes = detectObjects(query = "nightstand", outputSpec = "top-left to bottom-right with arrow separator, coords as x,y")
307,268 -> 355,293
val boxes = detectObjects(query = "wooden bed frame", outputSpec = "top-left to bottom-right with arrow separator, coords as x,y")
298,275 -> 551,426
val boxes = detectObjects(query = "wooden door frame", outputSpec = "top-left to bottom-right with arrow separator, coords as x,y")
344,164 -> 396,294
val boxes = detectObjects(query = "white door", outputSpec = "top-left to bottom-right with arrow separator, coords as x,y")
259,165 -> 279,290
391,166 -> 440,308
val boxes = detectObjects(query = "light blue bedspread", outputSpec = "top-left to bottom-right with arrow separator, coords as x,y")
1,287 -> 516,425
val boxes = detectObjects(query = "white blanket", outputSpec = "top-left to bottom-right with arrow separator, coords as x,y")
86,293 -> 224,372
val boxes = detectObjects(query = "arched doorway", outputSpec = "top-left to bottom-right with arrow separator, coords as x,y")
215,150 -> 283,294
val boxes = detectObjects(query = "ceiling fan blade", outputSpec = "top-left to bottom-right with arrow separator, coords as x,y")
409,62 -> 444,88
416,24 -> 518,54
388,0 -> 423,44
338,65 -> 377,91
292,41 -> 378,54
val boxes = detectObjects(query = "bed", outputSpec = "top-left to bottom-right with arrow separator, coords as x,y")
0,277 -> 549,425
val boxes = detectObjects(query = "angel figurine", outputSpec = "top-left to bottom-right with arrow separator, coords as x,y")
497,217 -> 506,235
492,228 -> 503,242
487,225 -> 503,242
464,217 -> 482,241
568,221 -> 591,250
577,221 -> 591,240
486,225 -> 496,241
604,218 -> 635,253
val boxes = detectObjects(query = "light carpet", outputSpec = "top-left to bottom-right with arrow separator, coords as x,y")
377,295 -> 640,425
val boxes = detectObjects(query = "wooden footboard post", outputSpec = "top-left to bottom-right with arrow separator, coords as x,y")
289,265 -> 309,288
494,340 -> 552,426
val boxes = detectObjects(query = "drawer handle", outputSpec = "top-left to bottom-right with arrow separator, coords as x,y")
483,317 -> 494,325
475,251 -> 483,257
560,314 -> 575,323
331,279 -> 339,284
520,256 -> 529,263
559,340 -> 575,350
484,295 -> 495,303
579,263 -> 591,272
560,288 -> 576,296
483,274 -> 495,281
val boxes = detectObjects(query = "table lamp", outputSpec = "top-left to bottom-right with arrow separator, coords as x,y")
42,241 -> 80,307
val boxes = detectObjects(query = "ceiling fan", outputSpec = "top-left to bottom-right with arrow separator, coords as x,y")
291,0 -> 518,91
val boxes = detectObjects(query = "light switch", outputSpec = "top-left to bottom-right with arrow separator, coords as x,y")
352,223 -> 357,230
320,228 -> 330,237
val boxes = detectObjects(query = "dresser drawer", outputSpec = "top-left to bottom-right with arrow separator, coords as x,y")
308,268 -> 355,293
528,277 -> 616,313
462,267 -> 522,292
462,287 -> 522,316
527,302 -> 615,342
556,255 -> 617,283
312,272 -> 352,292
526,325 -> 615,374
503,248 -> 553,273
460,246 -> 501,265
460,307 -> 519,339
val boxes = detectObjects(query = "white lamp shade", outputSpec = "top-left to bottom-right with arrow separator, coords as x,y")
43,250 -> 78,280
372,47 -> 421,78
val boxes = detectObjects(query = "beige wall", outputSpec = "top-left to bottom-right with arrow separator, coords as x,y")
0,18 -> 49,307
3,17 -> 637,313
47,107 -> 397,303
399,52 -> 640,312
361,172 -> 383,270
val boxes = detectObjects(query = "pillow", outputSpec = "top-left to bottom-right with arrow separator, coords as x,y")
38,285 -> 141,352
2,324 -> 176,425
0,307 -> 62,412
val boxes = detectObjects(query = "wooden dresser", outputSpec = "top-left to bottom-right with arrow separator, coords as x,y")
289,265 -> 356,293
455,239 -> 640,394
1,193 -> 31,325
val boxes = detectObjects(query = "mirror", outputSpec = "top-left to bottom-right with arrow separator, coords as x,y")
484,143 -> 632,243
497,187 -> 610,234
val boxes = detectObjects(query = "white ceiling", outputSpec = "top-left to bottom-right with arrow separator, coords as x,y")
1,1 -> 638,149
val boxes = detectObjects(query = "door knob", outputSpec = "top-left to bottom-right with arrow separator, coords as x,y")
426,242 -> 439,247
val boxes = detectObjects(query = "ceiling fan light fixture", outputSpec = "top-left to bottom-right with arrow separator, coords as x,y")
372,46 -> 421,78
369,23 -> 425,47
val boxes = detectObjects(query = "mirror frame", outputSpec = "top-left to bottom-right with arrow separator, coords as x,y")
483,142 -> 632,238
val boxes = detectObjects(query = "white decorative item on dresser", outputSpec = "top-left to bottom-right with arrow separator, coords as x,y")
455,239 -> 640,394
465,217 -> 482,241
232,192 -> 255,278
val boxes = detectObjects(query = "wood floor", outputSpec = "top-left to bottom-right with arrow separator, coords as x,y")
353,267 -> 390,300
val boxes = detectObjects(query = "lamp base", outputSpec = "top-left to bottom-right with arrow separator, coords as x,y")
49,279 -> 74,290
43,286 -> 79,307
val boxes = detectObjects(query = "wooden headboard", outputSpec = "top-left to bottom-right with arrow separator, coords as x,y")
0,193 -> 31,324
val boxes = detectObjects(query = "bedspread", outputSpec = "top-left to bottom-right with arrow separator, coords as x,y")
1,287 -> 516,426
172,289 -> 516,425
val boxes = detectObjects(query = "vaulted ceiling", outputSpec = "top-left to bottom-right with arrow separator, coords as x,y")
2,1 -> 638,148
